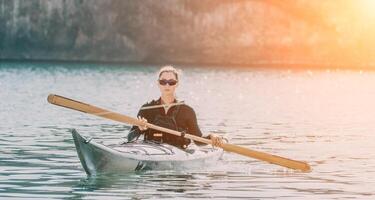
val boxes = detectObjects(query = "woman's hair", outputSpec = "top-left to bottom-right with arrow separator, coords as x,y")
158,65 -> 180,80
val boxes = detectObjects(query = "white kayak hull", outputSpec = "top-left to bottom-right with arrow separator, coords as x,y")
71,129 -> 223,175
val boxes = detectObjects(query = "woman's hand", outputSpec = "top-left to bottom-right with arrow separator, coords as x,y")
209,133 -> 224,147
137,116 -> 148,131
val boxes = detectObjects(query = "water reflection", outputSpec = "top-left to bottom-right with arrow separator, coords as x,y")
70,172 -> 197,199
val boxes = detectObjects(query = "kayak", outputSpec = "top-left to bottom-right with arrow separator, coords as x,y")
71,129 -> 224,175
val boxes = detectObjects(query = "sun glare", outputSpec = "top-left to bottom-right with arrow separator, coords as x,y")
358,0 -> 375,19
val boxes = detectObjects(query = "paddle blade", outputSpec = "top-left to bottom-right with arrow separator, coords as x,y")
221,143 -> 311,172
47,94 -> 142,126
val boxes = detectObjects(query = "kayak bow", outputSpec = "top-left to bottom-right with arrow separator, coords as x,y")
72,129 -> 223,175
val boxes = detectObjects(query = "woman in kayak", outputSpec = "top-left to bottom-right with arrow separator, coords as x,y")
128,65 -> 223,149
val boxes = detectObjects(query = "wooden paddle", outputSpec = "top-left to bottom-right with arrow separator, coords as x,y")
47,94 -> 311,172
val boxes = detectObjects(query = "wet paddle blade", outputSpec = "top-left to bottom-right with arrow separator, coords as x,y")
221,143 -> 311,172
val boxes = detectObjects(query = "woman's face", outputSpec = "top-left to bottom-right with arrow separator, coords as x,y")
158,71 -> 178,96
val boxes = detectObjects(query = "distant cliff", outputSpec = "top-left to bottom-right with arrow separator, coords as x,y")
1,0 -> 374,68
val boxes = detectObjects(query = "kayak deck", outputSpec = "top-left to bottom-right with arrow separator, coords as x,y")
71,129 -> 223,175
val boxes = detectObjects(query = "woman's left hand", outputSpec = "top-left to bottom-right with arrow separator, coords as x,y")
209,133 -> 224,147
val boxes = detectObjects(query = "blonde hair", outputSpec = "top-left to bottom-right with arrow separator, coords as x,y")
158,65 -> 180,80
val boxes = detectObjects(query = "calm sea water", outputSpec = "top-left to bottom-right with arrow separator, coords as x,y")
0,61 -> 374,199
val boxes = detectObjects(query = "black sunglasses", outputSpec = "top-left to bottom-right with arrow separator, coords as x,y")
159,79 -> 178,86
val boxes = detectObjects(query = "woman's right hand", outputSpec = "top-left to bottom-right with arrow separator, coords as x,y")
137,116 -> 148,131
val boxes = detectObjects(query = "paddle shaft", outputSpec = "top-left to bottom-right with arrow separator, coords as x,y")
47,94 -> 311,172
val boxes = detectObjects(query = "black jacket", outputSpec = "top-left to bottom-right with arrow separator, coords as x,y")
127,98 -> 205,148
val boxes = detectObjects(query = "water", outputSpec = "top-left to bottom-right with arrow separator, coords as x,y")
1,61 -> 375,199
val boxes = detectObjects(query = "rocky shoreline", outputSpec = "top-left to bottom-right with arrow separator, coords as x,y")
1,0 -> 374,68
